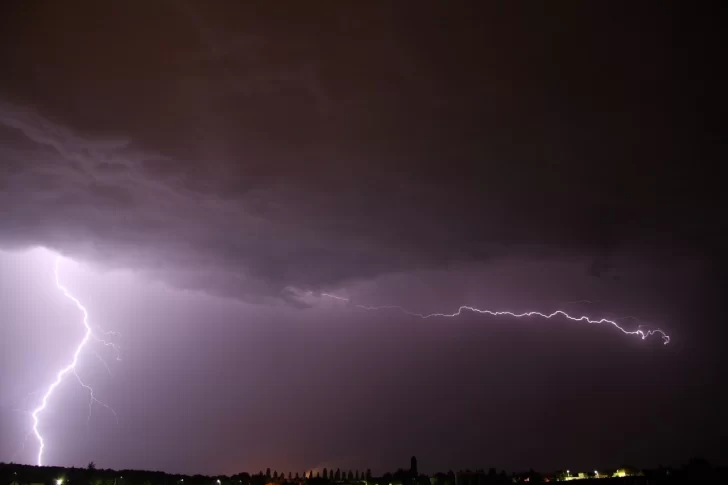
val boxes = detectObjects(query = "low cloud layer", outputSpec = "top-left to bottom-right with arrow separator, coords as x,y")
0,2 -> 720,305
0,97 -> 710,307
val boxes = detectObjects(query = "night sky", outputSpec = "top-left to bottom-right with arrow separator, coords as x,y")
0,0 -> 725,476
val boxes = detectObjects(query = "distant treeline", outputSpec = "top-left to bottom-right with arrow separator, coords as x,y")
1,458 -> 725,484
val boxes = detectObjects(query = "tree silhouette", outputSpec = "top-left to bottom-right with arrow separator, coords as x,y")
355,471 -> 359,481
87,462 -> 96,471
335,469 -> 340,481
347,471 -> 353,481
266,470 -> 271,480
323,469 -> 328,480
274,472 -> 278,479
366,470 -> 372,481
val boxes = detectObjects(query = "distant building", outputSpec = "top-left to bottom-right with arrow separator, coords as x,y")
612,467 -> 641,478
410,458 -> 418,477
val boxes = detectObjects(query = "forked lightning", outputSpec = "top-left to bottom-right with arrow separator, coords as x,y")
30,256 -> 116,466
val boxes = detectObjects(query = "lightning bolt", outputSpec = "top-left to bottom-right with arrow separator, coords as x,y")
321,293 -> 670,345
30,256 -> 117,466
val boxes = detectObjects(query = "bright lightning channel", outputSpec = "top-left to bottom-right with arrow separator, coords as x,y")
321,293 -> 670,344
30,256 -> 116,466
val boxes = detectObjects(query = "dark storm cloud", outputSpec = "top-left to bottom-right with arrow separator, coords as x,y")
0,2 -> 720,304
0,99 -> 424,301
0,98 -> 663,304
0,102 -> 292,302
2,1 -> 727,475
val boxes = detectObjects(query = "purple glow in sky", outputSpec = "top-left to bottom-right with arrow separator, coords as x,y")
19,251 -> 674,468
30,255 -> 117,466
1,246 -> 715,473
1,1 -> 725,475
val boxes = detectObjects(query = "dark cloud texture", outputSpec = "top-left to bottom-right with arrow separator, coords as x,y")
0,0 -> 725,474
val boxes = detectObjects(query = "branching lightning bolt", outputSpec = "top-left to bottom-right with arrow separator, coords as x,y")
30,256 -> 117,466
321,293 -> 670,345
73,369 -> 118,426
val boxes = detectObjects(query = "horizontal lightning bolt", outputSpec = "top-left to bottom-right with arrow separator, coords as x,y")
321,293 -> 670,344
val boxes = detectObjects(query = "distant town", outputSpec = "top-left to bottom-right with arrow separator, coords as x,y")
2,457 -> 725,484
